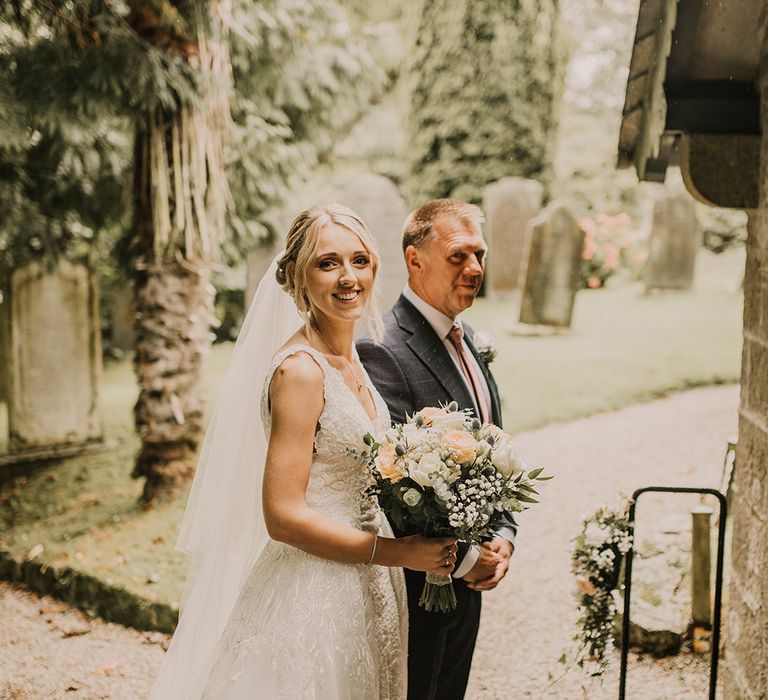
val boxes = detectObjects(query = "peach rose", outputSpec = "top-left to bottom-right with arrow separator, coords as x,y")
575,575 -> 597,596
483,424 -> 510,444
375,442 -> 403,483
444,430 -> 478,463
416,407 -> 443,426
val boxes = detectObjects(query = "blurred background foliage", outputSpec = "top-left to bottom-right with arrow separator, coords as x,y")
0,0 -> 389,275
407,0 -> 565,205
0,0 -> 747,336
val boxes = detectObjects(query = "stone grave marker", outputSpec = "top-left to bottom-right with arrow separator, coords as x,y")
0,286 -> 8,403
518,202 -> 584,328
483,177 -> 544,297
337,173 -> 409,313
645,186 -> 701,291
109,287 -> 136,352
6,260 -> 102,452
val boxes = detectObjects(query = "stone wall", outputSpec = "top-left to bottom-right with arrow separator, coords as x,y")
724,37 -> 768,697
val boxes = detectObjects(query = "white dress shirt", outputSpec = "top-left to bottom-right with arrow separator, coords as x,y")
402,285 -> 514,578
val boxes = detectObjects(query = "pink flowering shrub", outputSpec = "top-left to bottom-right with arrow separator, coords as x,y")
578,213 -> 647,289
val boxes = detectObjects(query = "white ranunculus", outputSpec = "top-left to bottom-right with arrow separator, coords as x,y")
402,488 -> 423,507
428,411 -> 468,431
409,451 -> 447,488
492,441 -> 525,478
476,439 -> 493,459
384,427 -> 401,443
584,522 -> 610,548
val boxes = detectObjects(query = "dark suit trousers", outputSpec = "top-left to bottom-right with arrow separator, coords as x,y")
404,568 -> 481,700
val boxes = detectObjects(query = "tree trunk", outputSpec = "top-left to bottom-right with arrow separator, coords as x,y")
132,257 -> 215,502
131,3 -> 231,504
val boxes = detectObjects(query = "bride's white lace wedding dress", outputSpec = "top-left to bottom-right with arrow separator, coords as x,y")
191,344 -> 408,699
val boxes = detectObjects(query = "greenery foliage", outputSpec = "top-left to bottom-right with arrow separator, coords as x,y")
225,0 -> 385,256
406,0 -> 564,205
0,0 -> 385,273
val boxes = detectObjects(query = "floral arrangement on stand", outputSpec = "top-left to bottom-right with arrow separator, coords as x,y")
360,402 -> 551,612
578,213 -> 648,289
570,502 -> 634,676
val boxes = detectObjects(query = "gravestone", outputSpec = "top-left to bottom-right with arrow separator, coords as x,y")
645,186 -> 701,292
337,173 -> 409,313
0,286 -> 8,403
518,202 -> 584,328
109,287 -> 136,352
483,177 -> 544,298
246,236 -> 283,309
6,260 -> 102,452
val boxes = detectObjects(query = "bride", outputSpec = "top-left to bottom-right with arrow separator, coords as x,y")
150,204 -> 457,699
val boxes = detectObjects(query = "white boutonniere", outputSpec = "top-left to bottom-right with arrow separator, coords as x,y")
472,331 -> 497,365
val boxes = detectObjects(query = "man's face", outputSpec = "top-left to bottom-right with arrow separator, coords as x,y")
408,215 -> 487,318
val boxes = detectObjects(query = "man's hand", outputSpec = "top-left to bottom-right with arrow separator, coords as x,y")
461,548 -> 502,583
465,538 -> 514,592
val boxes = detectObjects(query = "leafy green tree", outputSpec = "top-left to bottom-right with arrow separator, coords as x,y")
407,0 -> 564,205
0,0 -> 384,502
225,0 -> 384,254
1,2 -> 230,502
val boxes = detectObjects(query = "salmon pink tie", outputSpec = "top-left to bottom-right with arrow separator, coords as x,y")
447,324 -> 491,424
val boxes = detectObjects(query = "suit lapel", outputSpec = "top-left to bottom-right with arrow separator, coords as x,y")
394,296 -> 476,412
464,327 -> 503,428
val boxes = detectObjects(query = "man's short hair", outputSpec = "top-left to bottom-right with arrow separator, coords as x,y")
401,199 -> 485,252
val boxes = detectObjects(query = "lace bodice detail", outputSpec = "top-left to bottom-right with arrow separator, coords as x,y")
260,344 -> 391,527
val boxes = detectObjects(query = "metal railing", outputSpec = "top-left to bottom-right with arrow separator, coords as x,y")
618,486 -> 727,700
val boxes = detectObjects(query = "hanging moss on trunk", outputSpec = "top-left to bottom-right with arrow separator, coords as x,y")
129,4 -> 232,504
407,0 -> 565,205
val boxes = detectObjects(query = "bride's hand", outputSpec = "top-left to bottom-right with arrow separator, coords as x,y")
397,535 -> 458,574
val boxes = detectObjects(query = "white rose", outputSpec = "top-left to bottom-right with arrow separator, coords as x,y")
428,411 -> 468,431
402,488 -> 423,507
584,522 -> 610,548
492,441 -> 525,478
476,439 -> 493,459
409,451 -> 447,488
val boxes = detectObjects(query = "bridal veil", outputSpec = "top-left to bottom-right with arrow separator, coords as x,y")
149,254 -> 301,699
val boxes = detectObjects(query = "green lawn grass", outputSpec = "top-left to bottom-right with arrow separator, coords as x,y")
0,248 -> 744,608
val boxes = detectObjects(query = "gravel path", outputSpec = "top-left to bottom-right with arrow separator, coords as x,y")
0,385 -> 739,699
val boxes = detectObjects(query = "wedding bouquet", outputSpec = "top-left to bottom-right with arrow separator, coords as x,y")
363,402 -> 550,612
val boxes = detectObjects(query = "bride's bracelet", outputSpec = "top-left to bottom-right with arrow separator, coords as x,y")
365,533 -> 378,565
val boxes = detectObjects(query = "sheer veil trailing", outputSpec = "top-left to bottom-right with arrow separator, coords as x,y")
150,254 -> 302,699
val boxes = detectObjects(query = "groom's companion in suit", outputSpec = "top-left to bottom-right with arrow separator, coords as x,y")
357,199 -> 516,700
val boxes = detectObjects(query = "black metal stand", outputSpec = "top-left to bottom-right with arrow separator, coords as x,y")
618,487 -> 727,700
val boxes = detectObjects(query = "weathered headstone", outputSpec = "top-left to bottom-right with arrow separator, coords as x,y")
245,237 -> 283,309
0,286 -> 8,403
483,177 -> 544,297
645,186 -> 701,292
337,173 -> 409,313
519,202 -> 584,328
244,207 -> 295,309
6,260 -> 102,452
109,287 -> 136,352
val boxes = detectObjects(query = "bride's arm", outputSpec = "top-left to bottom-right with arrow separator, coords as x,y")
263,353 -> 455,573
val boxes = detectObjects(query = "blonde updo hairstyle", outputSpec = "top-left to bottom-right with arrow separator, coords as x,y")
276,203 -> 384,342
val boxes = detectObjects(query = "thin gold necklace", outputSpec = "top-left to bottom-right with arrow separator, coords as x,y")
311,324 -> 363,392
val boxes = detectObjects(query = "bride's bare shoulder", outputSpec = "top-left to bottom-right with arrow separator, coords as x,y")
270,347 -> 323,399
